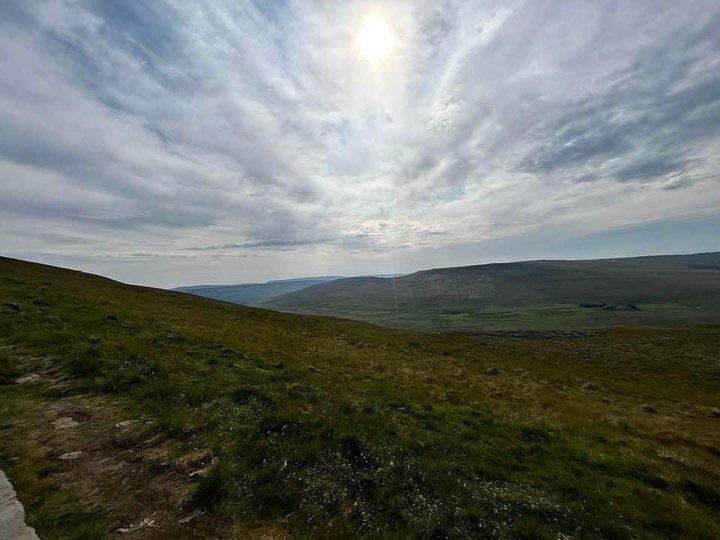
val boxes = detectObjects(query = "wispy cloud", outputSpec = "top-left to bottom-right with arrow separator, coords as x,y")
1,0 -> 719,286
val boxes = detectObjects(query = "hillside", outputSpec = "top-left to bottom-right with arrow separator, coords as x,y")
261,252 -> 720,331
1,256 -> 720,538
174,276 -> 341,306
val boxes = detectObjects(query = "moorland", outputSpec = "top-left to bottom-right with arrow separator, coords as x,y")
1,256 -> 719,538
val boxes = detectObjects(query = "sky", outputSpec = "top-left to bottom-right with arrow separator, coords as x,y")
1,0 -> 719,288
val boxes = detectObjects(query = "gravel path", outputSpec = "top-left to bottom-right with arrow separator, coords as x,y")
0,469 -> 39,539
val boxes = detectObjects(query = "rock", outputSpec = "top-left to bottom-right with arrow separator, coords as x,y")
641,404 -> 656,414
59,451 -> 84,461
189,467 -> 211,479
709,407 -> 720,418
15,374 -> 40,384
582,382 -> 596,391
178,510 -> 202,525
117,516 -> 157,534
0,469 -> 39,539
601,397 -> 611,403
307,365 -> 322,373
8,303 -> 21,312
115,420 -> 137,429
106,314 -> 119,322
51,417 -> 79,429
486,366 -> 500,375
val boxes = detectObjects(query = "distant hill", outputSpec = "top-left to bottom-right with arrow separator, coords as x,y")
173,276 -> 342,305
261,252 -> 720,331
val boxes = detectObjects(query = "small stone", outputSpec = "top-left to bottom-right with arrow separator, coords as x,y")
59,451 -> 84,461
9,302 -> 21,312
307,365 -> 322,373
117,523 -> 142,534
486,366 -> 500,375
51,417 -> 79,429
709,407 -> 720,418
117,515 -> 157,534
601,397 -> 611,403
178,510 -> 202,525
15,374 -> 40,384
189,467 -> 210,479
582,382 -> 596,391
115,420 -> 137,429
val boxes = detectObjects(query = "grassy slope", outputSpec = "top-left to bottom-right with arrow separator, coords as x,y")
261,252 -> 720,331
1,256 -> 720,538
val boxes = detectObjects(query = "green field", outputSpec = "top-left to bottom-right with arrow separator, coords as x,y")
270,301 -> 715,333
1,256 -> 720,538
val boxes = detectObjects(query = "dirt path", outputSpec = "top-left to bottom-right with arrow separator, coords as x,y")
0,469 -> 39,539
1,345 -> 288,539
1,345 -> 209,538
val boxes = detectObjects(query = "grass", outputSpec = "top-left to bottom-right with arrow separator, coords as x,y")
263,299 -> 720,333
1,256 -> 719,538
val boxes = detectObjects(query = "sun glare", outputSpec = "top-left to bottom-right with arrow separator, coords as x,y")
355,16 -> 394,65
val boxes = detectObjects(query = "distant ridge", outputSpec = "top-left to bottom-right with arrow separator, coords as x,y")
260,252 -> 720,331
173,276 -> 342,306
174,273 -> 406,307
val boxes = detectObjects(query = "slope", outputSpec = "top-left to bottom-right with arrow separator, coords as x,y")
174,276 -> 341,306
1,256 -> 719,538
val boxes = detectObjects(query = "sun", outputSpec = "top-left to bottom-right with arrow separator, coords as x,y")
355,16 -> 394,65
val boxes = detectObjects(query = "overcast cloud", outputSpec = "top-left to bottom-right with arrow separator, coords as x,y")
1,0 -> 719,286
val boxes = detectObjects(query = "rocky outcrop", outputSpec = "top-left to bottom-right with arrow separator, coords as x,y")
0,470 -> 39,539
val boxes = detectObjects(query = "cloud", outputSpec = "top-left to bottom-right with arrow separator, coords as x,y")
185,238 -> 330,251
1,0 -> 719,286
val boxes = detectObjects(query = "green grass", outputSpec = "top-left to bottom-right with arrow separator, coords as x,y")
267,301 -> 718,333
1,256 -> 720,538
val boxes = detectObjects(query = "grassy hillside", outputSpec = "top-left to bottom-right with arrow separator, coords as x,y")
174,276 -> 341,306
261,252 -> 720,331
1,256 -> 720,538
